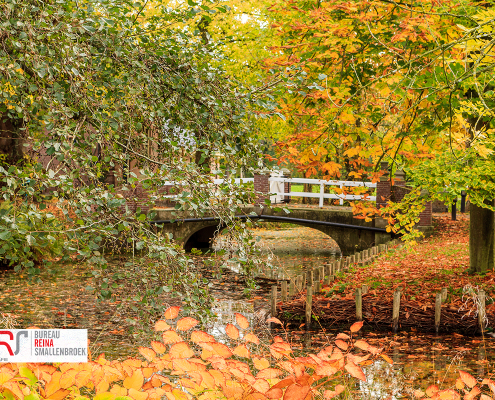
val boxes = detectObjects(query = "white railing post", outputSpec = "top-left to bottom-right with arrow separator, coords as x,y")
339,183 -> 344,205
319,183 -> 324,208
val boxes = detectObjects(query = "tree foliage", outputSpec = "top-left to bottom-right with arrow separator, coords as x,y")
0,0 -> 268,320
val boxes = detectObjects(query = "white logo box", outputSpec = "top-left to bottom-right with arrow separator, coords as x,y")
0,329 -> 88,363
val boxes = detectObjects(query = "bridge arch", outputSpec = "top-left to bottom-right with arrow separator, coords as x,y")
153,206 -> 388,254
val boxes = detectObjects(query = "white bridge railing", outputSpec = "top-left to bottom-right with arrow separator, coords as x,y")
158,177 -> 376,207
269,177 -> 376,208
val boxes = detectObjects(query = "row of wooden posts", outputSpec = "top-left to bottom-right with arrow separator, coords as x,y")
269,239 -> 488,333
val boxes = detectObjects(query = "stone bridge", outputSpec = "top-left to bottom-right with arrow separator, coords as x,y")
152,206 -> 391,254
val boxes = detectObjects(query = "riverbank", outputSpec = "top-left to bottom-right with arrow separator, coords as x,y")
275,213 -> 495,333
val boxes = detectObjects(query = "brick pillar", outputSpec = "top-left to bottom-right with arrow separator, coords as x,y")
254,170 -> 270,206
281,168 -> 291,203
419,190 -> 432,227
376,161 -> 391,208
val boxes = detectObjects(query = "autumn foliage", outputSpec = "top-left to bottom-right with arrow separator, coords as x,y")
0,307 -> 493,400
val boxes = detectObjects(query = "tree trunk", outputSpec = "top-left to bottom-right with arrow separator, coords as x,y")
470,200 -> 494,273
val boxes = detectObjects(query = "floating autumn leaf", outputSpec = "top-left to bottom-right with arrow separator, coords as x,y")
244,333 -> 260,345
460,370 -> 477,388
350,321 -> 363,333
190,330 -> 216,344
225,323 -> 240,340
266,317 -> 283,326
335,340 -> 348,351
176,317 -> 199,331
164,306 -> 180,320
235,313 -> 249,329
344,361 -> 366,382
162,330 -> 183,344
324,384 -> 345,399
154,320 -> 171,331
137,347 -> 156,362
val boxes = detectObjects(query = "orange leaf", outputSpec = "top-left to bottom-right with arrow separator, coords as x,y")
460,370 -> 477,388
244,333 -> 260,345
335,340 -> 348,351
426,385 -> 439,397
256,369 -> 283,379
225,324 -> 240,340
344,361 -> 366,382
138,347 -> 156,362
169,342 -> 195,359
324,384 -> 345,399
235,313 -> 249,329
353,340 -> 369,351
270,342 -> 292,359
350,321 -> 363,333
123,369 -> 144,391
190,330 -> 215,344
315,364 -> 338,376
465,386 -> 481,400
265,388 -> 283,399
155,320 -> 171,331
233,344 -> 250,358
480,395 -> 492,400
176,317 -> 198,331
380,354 -> 394,365
128,387 -> 148,400
336,333 -> 349,340
253,357 -> 270,370
252,379 -> 270,394
162,330 -> 182,344
438,389 -> 461,400
283,383 -> 310,400
266,317 -> 283,326
200,342 -> 232,358
164,306 -> 180,320
151,341 -> 166,354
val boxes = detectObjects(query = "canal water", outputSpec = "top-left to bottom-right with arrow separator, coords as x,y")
1,224 -> 494,398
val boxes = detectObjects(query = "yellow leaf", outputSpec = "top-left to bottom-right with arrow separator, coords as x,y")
138,347 -> 156,362
154,320 -> 171,332
123,370 -> 144,391
233,344 -> 250,358
169,342 -> 195,359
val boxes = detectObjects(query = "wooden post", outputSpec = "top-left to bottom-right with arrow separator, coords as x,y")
362,284 -> 368,294
479,289 -> 486,333
435,293 -> 442,334
355,288 -> 363,321
289,280 -> 295,297
392,289 -> 401,333
441,287 -> 448,303
271,285 -> 277,317
305,270 -> 313,330
281,280 -> 288,302
302,273 -> 306,289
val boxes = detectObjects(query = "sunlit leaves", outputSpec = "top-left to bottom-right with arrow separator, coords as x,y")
176,317 -> 199,331
164,307 -> 180,320
235,313 -> 249,329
